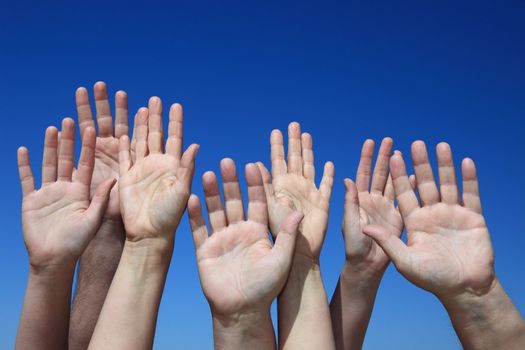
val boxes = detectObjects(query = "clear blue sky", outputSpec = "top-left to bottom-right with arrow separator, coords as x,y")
1,1 -> 524,348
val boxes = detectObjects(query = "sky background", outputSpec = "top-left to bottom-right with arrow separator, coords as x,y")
1,0 -> 525,348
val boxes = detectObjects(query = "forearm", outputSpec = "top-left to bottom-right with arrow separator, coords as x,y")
70,219 -> 125,349
16,264 -> 75,350
213,309 -> 276,350
88,238 -> 173,350
278,255 -> 335,349
441,278 -> 525,350
330,262 -> 383,350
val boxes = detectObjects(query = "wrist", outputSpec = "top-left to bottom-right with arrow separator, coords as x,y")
122,238 -> 174,267
95,217 -> 125,241
29,262 -> 75,281
340,262 -> 384,291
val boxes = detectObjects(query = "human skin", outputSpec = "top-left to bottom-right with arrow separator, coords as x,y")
15,119 -> 114,350
363,141 -> 525,350
88,97 -> 199,350
256,122 -> 336,350
330,138 -> 407,350
69,81 -> 128,350
188,159 -> 304,350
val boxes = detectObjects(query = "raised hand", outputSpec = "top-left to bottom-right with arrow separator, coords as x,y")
76,82 -> 128,219
16,119 -> 114,350
363,141 -> 494,297
257,122 -> 334,261
189,160 -> 303,316
343,138 -> 403,273
19,118 -> 115,268
118,97 -> 199,241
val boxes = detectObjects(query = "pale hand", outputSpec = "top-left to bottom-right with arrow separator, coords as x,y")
258,122 -> 334,261
364,141 -> 495,298
189,160 -> 303,316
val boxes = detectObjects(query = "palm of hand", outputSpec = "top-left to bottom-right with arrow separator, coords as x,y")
270,174 -> 328,259
119,154 -> 189,240
91,137 -> 120,218
22,183 -> 93,266
401,203 -> 494,296
347,192 -> 403,269
196,221 -> 285,315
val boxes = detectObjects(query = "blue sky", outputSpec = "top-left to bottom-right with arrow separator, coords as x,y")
1,1 -> 524,348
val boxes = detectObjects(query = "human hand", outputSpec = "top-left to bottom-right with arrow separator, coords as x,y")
363,141 -> 495,299
189,159 -> 303,318
76,82 -> 128,220
118,97 -> 199,243
18,118 -> 115,269
256,122 -> 334,263
343,138 -> 403,274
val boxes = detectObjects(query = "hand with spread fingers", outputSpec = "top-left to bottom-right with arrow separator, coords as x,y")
16,118 -> 114,350
88,97 -> 199,350
330,137 -> 405,350
363,141 -> 525,350
189,160 -> 303,350
257,122 -> 336,350
71,81 -> 130,350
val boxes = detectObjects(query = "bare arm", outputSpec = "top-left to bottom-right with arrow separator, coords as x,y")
16,120 -> 113,350
363,141 -> 525,350
258,122 -> 335,349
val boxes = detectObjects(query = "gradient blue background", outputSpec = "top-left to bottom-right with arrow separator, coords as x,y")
1,1 -> 524,348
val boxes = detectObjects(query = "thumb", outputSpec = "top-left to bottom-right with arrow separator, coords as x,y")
362,224 -> 410,271
84,178 -> 117,225
271,211 -> 304,266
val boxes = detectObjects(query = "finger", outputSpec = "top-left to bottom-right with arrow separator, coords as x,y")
134,108 -> 149,160
436,142 -> 459,205
270,129 -> 287,176
270,211 -> 304,267
93,81 -> 113,137
114,90 -> 129,138
220,158 -> 245,224
256,162 -> 275,198
84,178 -> 117,226
177,144 -> 199,188
246,163 -> 268,226
75,127 -> 97,187
411,141 -> 439,206
119,135 -> 132,176
166,103 -> 183,159
384,174 -> 395,201
362,224 -> 411,271
75,87 -> 95,139
188,194 -> 209,250
41,126 -> 58,186
57,118 -> 75,181
203,171 -> 227,233
301,132 -> 315,180
371,137 -> 393,193
390,154 -> 420,218
287,122 -> 303,175
343,178 -> 360,233
319,161 -> 335,201
461,158 -> 482,214
409,174 -> 417,191
147,96 -> 164,154
356,139 -> 375,192
17,147 -> 35,196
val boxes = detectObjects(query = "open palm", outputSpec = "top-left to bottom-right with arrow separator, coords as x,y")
364,141 -> 495,298
189,160 -> 303,315
118,97 -> 198,240
257,122 -> 334,261
343,138 -> 403,272
18,119 -> 114,267
76,82 -> 129,219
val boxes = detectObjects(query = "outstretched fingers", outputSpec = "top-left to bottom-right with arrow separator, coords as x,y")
93,81 -> 113,137
411,141 -> 439,206
287,122 -> 303,175
166,103 -> 184,159
148,97 -> 164,154
461,158 -> 482,214
133,108 -> 149,161
118,135 -> 132,176
75,127 -> 97,187
301,132 -> 315,180
57,118 -> 76,182
356,139 -> 375,192
319,161 -> 335,202
41,126 -> 58,186
436,142 -> 459,205
270,129 -> 287,176
203,171 -> 227,233
390,153 -> 420,219
114,90 -> 129,139
370,137 -> 393,194
75,87 -> 95,139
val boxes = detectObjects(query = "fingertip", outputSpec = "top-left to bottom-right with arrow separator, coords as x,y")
324,161 -> 335,174
288,121 -> 301,133
76,86 -> 88,96
148,96 -> 161,107
62,117 -> 75,127
382,136 -> 394,145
